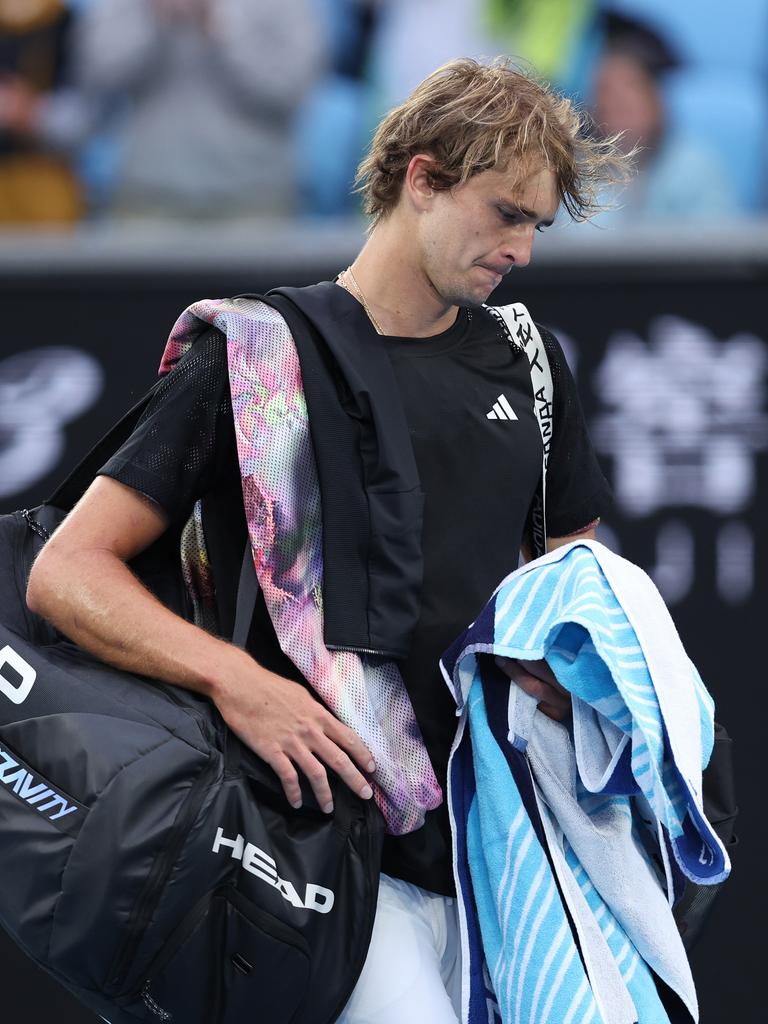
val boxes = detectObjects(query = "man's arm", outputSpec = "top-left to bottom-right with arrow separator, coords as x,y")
507,525 -> 598,718
26,476 -> 376,814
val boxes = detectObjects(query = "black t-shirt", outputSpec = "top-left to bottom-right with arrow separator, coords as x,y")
99,296 -> 611,896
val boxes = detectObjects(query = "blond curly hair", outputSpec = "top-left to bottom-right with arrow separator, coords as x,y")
356,57 -> 629,224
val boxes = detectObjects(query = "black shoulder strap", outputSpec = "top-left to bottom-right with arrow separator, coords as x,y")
261,285 -> 423,658
47,325 -> 223,513
232,545 -> 260,650
223,544 -> 262,773
47,375 -> 166,512
486,302 -> 554,557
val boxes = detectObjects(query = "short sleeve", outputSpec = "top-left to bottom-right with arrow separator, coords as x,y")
98,327 -> 238,524
539,326 -> 612,537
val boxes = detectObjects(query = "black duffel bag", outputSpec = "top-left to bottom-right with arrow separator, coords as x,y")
0,373 -> 384,1024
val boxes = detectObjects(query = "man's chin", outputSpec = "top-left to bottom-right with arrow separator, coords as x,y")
437,278 -> 496,309
442,284 -> 493,309
460,288 -> 495,309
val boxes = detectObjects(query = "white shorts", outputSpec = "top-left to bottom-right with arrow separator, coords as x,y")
337,873 -> 462,1024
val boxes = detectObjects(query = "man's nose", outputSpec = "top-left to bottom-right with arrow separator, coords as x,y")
503,227 -> 535,269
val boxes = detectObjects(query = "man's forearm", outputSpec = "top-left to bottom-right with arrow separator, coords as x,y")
26,546 -> 251,699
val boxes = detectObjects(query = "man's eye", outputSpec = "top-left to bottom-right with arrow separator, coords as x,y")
499,208 -> 519,223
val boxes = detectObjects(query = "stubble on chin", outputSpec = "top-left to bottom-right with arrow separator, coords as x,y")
436,276 -> 491,310
451,287 -> 494,310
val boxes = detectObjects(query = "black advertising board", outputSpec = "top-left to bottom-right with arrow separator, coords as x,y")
0,246 -> 763,1022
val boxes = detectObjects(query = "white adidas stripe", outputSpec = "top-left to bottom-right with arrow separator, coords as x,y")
498,393 -> 517,419
487,393 -> 518,420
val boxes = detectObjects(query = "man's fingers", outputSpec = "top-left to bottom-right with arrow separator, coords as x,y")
517,657 -> 569,697
494,655 -> 526,682
291,748 -> 335,814
324,718 -> 377,773
269,751 -> 303,809
494,656 -> 550,699
288,721 -> 375,812
314,735 -> 375,803
519,684 -> 570,721
494,656 -> 572,721
537,702 -> 569,722
495,655 -> 558,687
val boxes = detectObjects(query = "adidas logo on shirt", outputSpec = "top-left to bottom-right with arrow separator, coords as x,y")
486,394 -> 518,421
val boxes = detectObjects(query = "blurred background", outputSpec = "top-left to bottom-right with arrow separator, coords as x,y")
0,0 -> 765,1021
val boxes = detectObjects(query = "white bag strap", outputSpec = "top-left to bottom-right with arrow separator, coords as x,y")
486,302 -> 554,557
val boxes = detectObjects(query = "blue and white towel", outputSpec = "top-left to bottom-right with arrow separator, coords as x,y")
441,540 -> 729,1024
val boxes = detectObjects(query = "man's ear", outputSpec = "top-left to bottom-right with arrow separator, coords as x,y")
403,153 -> 438,212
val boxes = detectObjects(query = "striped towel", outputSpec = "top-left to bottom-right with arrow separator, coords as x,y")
441,541 -> 729,1024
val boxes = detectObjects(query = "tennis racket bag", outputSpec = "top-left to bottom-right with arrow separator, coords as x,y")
0,375 -> 384,1024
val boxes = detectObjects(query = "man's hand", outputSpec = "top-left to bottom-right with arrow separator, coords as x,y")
214,660 -> 377,814
494,656 -> 572,722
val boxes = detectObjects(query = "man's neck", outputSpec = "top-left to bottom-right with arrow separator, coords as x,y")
346,219 -> 460,338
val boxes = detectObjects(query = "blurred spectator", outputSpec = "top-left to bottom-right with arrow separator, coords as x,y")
480,0 -> 599,95
367,0 -> 599,120
296,0 -> 381,216
368,0 -> 486,118
591,11 -> 739,223
75,0 -> 326,219
0,0 -> 85,224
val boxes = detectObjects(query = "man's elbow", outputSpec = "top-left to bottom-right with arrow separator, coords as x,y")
25,545 -> 62,618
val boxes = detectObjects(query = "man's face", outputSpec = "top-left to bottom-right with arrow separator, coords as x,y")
593,53 -> 663,154
416,163 -> 559,308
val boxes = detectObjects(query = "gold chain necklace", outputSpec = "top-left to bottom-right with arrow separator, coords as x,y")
342,266 -> 385,335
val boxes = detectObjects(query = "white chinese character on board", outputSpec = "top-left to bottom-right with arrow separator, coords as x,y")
0,348 -> 104,499
591,316 -> 768,516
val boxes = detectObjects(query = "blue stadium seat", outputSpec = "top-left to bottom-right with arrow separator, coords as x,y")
295,75 -> 367,216
665,68 -> 768,209
604,0 -> 768,73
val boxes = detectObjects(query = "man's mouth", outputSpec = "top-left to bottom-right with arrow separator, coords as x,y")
476,265 -> 505,286
479,262 -> 513,277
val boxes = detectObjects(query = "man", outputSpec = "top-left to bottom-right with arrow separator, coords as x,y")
590,10 -> 737,223
74,0 -> 324,217
0,0 -> 84,223
27,58 -> 625,1022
